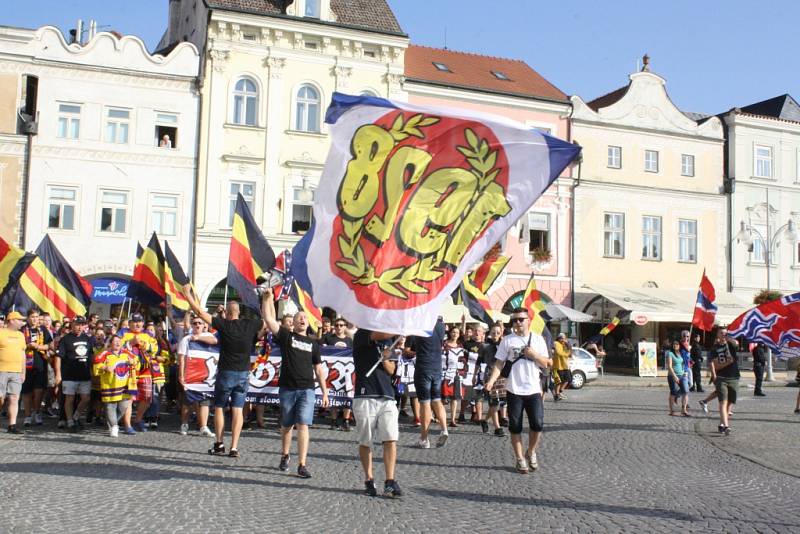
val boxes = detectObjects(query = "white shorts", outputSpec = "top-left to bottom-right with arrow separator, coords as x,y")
62,380 -> 91,395
352,397 -> 399,447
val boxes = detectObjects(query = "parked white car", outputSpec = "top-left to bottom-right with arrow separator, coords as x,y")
568,347 -> 600,389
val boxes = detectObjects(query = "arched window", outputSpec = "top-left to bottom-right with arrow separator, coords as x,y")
295,84 -> 320,132
232,77 -> 258,126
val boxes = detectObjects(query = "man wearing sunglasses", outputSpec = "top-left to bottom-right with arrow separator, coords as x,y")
322,319 -> 353,431
178,317 -> 218,436
485,308 -> 551,474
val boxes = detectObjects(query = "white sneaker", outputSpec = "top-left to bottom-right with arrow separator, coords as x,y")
57,420 -> 65,429
110,425 -> 119,438
515,457 -> 529,474
528,452 -> 539,470
417,438 -> 430,449
34,413 -> 43,425
199,426 -> 214,437
436,432 -> 449,448
180,423 -> 189,436
23,416 -> 31,427
699,400 -> 708,414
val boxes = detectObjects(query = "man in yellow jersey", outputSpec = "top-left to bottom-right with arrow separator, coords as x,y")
553,333 -> 572,401
0,311 -> 27,434
119,313 -> 158,433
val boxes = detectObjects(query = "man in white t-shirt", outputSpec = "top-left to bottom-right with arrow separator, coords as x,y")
485,307 -> 551,475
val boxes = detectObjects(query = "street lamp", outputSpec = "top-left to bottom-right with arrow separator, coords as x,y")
734,218 -> 797,381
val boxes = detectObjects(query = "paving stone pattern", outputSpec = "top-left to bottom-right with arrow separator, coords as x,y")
2,387 -> 799,533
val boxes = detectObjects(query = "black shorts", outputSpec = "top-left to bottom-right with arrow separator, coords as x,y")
557,370 -> 571,384
22,368 -> 47,393
507,392 -> 544,434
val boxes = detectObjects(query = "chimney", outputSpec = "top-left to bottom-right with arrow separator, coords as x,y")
71,19 -> 83,45
89,20 -> 97,41
641,53 -> 650,72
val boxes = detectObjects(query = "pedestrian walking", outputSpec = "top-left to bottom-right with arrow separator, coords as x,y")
751,342 -> 767,397
667,340 -> 690,416
177,316 -> 218,437
352,329 -> 402,498
263,291 -> 329,478
119,313 -> 158,432
485,308 -> 552,474
710,328 -> 740,435
408,317 -> 449,449
553,333 -> 571,401
20,309 -> 52,427
93,335 -> 139,436
321,318 -> 353,431
55,316 -> 94,431
184,286 -> 267,458
0,311 -> 27,433
477,324 -> 505,436
690,332 -> 704,392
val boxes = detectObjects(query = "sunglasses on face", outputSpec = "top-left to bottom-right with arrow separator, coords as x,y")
511,317 -> 527,324
335,323 -> 346,327
192,322 -> 204,326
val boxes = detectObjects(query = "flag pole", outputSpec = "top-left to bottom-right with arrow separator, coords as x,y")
223,283 -> 228,307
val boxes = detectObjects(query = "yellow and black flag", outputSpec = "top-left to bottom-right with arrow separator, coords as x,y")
0,236 -> 35,306
128,233 -> 166,306
163,241 -> 190,311
599,309 -> 631,336
228,193 -> 275,312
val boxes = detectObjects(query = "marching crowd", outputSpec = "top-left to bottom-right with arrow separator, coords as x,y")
2,289 -> 796,497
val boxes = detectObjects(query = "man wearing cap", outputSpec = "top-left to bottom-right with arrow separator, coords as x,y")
120,313 -> 158,433
55,316 -> 94,431
553,333 -> 571,401
0,311 -> 27,433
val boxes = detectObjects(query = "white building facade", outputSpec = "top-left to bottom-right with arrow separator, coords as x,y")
722,95 -> 800,301
162,0 -> 408,306
0,26 -> 200,314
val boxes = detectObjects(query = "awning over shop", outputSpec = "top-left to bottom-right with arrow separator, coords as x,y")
578,284 -> 752,324
545,303 -> 594,323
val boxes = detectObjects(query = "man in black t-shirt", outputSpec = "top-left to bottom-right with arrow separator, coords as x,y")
55,316 -> 93,432
21,309 -> 52,427
477,324 -> 505,436
352,329 -> 402,498
751,342 -> 768,397
184,286 -> 266,458
321,318 -> 353,431
264,291 -> 329,479
407,318 -> 449,449
710,327 -> 740,435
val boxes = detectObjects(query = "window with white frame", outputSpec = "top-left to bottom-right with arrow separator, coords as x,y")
98,190 -> 128,234
47,186 -> 77,230
754,145 -> 773,178
150,194 -> 179,237
603,212 -> 624,258
57,103 -> 81,139
228,181 -> 255,227
681,154 -> 695,177
607,146 -> 621,169
295,85 -> 320,132
105,108 -> 130,144
155,112 -> 178,148
678,219 -> 697,263
644,150 -> 659,173
232,77 -> 258,126
527,212 -> 551,254
749,224 -> 774,264
291,188 -> 314,233
641,216 -> 662,260
304,0 -> 321,18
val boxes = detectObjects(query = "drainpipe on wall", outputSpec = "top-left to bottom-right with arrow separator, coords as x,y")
19,133 -> 33,248
189,75 -> 204,281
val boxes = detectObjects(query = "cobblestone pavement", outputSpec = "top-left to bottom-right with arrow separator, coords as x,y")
2,386 -> 800,533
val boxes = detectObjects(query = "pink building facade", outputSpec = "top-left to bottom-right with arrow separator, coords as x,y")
404,45 -> 574,313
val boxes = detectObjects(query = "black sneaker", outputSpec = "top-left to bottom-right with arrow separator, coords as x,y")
364,479 -> 377,497
480,420 -> 489,433
342,419 -> 351,432
208,442 -> 226,456
297,465 -> 312,479
228,448 -> 240,458
724,426 -> 731,436
383,479 -> 403,498
279,454 -> 290,471
718,424 -> 727,434
494,428 -> 506,437
7,425 -> 22,434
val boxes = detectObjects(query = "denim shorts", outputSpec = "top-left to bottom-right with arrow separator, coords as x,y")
279,388 -> 316,427
414,370 -> 442,403
668,375 -> 689,397
214,370 -> 250,409
506,392 -> 544,434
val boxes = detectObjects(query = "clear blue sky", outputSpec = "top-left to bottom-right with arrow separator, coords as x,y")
3,0 -> 797,114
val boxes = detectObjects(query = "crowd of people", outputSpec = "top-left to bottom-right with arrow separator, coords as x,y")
1,293 -> 797,496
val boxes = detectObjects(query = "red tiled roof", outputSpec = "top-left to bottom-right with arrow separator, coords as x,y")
404,45 -> 568,102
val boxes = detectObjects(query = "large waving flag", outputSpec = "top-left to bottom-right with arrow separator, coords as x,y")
469,253 -> 510,294
0,236 -> 36,306
164,241 -> 190,311
728,293 -> 800,358
691,270 -> 717,331
290,93 -> 580,335
6,235 -> 91,320
228,193 -> 276,312
127,234 -> 166,306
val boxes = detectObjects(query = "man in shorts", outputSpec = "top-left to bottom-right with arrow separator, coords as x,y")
21,309 -> 52,426
0,312 -> 27,433
55,316 -> 94,431
478,324 -> 505,436
352,329 -> 402,498
553,333 -> 572,401
711,327 -> 740,435
263,291 -> 329,478
119,313 -> 158,432
485,308 -> 552,474
177,316 -> 218,436
408,317 -> 449,449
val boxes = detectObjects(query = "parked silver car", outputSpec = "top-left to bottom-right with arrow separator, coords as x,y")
568,347 -> 600,389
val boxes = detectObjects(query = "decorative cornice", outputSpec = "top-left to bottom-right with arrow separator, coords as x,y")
0,60 -> 195,90
32,144 -> 196,168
